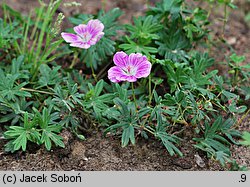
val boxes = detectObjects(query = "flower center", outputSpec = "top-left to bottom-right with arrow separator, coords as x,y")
80,32 -> 92,43
123,65 -> 136,76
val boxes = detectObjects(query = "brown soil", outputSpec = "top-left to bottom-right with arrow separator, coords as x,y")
0,128 -> 224,171
0,0 -> 249,171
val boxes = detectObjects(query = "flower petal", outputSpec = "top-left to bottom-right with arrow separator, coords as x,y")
128,53 -> 147,67
113,51 -> 129,68
88,32 -> 104,45
122,75 -> 137,82
135,60 -> 152,78
108,66 -> 138,83
61,32 -> 81,43
70,42 -> 91,49
87,19 -> 104,34
108,66 -> 125,83
73,24 -> 88,37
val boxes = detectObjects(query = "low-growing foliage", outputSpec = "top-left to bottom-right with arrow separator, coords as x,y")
0,0 -> 249,170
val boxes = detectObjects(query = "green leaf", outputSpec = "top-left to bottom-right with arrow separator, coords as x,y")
113,98 -> 129,116
240,132 -> 250,146
230,53 -> 246,64
155,131 -> 183,156
94,79 -> 104,96
149,0 -> 183,20
41,128 -> 64,151
13,132 -> 27,151
11,55 -> 25,75
122,125 -> 135,147
38,64 -> 61,88
125,15 -> 162,43
222,90 -> 238,100
205,116 -> 222,137
156,29 -> 191,62
205,138 -> 230,155
119,36 -> 158,56
215,151 -> 231,167
104,122 -> 128,135
4,126 -> 26,138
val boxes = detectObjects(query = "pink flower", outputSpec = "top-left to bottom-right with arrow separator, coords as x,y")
108,51 -> 152,83
61,19 -> 104,49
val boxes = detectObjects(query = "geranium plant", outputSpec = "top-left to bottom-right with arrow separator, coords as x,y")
0,0 -> 249,170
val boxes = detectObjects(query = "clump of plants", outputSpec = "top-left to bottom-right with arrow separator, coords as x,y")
0,0 -> 249,170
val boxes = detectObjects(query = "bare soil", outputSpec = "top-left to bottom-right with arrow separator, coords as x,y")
0,128 -> 224,171
0,0 -> 249,171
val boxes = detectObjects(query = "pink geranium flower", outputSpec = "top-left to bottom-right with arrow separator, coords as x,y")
61,19 -> 104,49
108,51 -> 152,83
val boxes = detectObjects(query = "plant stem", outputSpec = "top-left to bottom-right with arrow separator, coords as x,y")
69,51 -> 78,69
235,108 -> 250,128
148,74 -> 152,105
21,88 -> 54,95
90,63 -> 98,82
131,82 -> 137,110
233,69 -> 239,86
96,60 -> 113,79
134,124 -> 154,135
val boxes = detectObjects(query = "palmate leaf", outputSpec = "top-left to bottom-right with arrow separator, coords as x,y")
156,29 -> 191,62
126,15 -> 162,41
163,63 -> 189,92
104,98 -> 138,147
4,112 -> 40,152
221,118 -> 241,145
52,83 -> 84,112
11,55 -> 29,79
104,122 -> 128,135
194,139 -> 231,166
41,126 -> 65,151
149,91 -> 175,126
0,69 -> 31,101
122,125 -> 135,147
104,123 -> 135,147
121,15 -> 162,53
230,53 -> 246,64
0,97 -> 33,125
193,117 -> 241,166
33,107 -> 64,151
189,53 -> 215,82
0,18 -> 22,49
98,8 -> 123,37
83,80 -> 115,120
119,36 -> 158,56
37,64 -> 62,88
148,0 -> 183,21
183,8 -> 209,41
215,151 -> 231,167
204,138 -> 230,155
240,132 -> 250,146
83,95 -> 114,120
155,131 -> 183,156
58,111 -> 79,128
13,131 -> 27,151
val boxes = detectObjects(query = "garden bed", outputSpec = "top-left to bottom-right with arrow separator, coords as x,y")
0,0 -> 249,171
